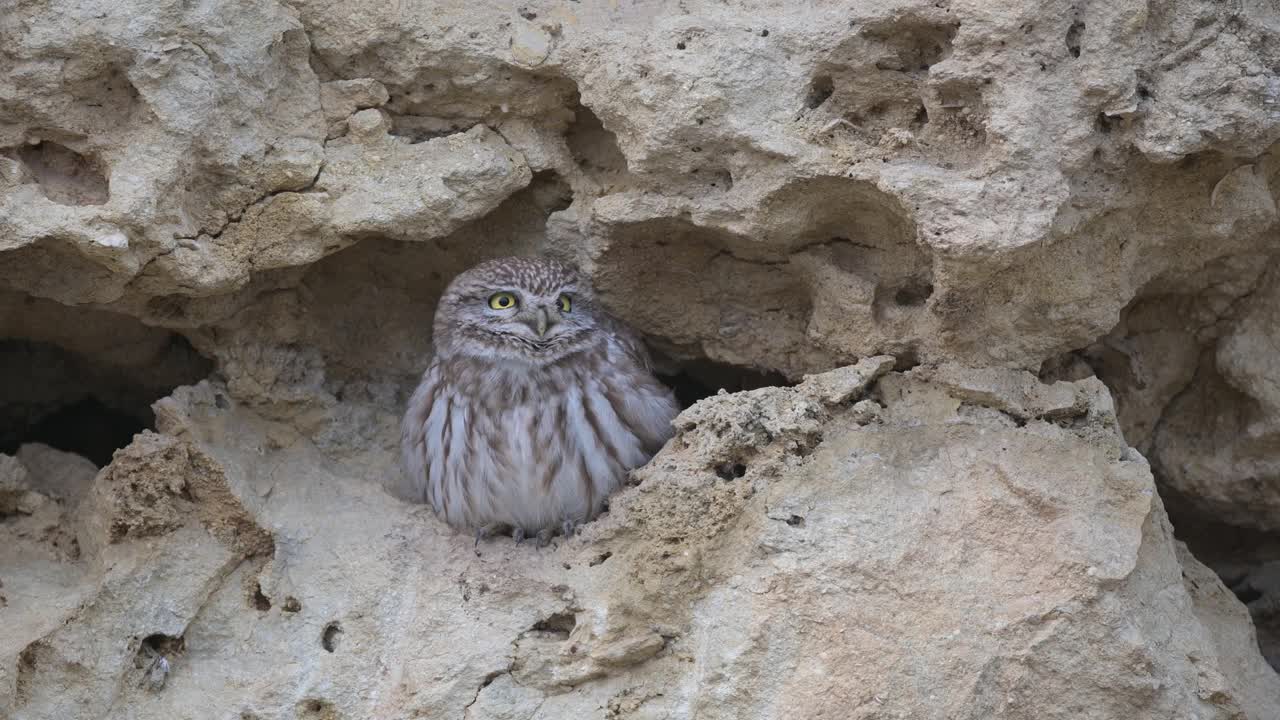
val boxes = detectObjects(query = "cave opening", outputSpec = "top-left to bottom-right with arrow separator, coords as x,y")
655,356 -> 794,410
0,335 -> 213,468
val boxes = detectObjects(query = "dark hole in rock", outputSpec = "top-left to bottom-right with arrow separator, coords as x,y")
321,622 -> 343,652
804,75 -> 834,109
912,105 -> 930,127
298,698 -> 335,718
716,462 -> 748,481
0,335 -> 212,467
589,551 -> 612,566
18,643 -> 38,674
786,514 -> 805,527
283,596 -> 303,613
141,633 -> 185,656
19,397 -> 143,468
135,633 -> 183,691
656,357 -> 794,410
532,611 -> 576,636
1234,585 -> 1264,605
1163,488 -> 1280,671
893,281 -> 934,306
893,350 -> 922,372
10,141 -> 110,206
252,582 -> 272,611
1065,20 -> 1084,58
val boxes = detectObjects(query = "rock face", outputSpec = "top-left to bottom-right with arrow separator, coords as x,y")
1,0 -> 1279,717
3,363 -> 1277,719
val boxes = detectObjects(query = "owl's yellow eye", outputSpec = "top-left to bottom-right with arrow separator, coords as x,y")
488,292 -> 518,310
557,294 -> 572,313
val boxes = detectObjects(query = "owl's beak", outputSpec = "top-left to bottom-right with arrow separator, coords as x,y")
522,306 -> 559,338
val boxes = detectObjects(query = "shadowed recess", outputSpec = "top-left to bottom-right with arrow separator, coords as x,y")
0,336 -> 212,466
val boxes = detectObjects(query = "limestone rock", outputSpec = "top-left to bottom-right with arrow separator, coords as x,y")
14,444 -> 98,505
4,369 -> 1278,718
2,0 -> 1280,717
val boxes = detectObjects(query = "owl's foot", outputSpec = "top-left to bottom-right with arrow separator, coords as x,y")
513,527 -> 527,544
560,520 -> 580,538
474,523 -> 506,548
535,528 -> 555,548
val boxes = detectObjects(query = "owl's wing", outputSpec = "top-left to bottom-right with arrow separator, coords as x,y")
604,316 -> 657,372
392,365 -> 441,504
602,322 -> 681,456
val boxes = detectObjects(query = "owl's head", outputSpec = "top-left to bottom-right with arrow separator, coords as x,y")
432,256 -> 605,364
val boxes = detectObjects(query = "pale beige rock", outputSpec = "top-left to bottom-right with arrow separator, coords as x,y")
2,0 -> 1280,717
322,121 -> 533,240
4,369 -> 1278,719
319,78 -> 391,138
14,444 -> 98,505
2,0 -> 1276,368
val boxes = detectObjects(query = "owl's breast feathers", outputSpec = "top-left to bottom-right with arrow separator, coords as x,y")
397,337 -> 679,532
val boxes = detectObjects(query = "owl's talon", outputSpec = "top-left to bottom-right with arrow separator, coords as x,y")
535,528 -> 555,548
474,523 -> 505,548
513,527 -> 526,544
561,520 -> 580,538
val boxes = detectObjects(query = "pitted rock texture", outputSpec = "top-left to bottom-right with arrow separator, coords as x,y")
2,0 -> 1280,717
2,1 -> 1278,365
5,364 -> 1279,719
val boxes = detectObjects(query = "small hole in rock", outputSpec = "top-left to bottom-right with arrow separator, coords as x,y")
532,612 -> 576,636
804,75 -> 834,109
676,41 -> 686,50
893,282 -> 934,307
1234,585 -> 1263,605
894,351 -> 922,371
589,551 -> 612,567
321,622 -> 343,652
786,514 -> 805,527
283,596 -> 303,613
10,141 -> 110,206
298,698 -> 335,718
1065,19 -> 1084,58
251,583 -> 272,611
760,29 -> 769,37
716,462 -> 748,481
141,633 -> 185,656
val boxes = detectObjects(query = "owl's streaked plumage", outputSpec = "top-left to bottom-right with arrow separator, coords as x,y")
395,256 -> 679,544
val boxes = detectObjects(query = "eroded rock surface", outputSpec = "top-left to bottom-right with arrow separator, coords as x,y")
3,364 -> 1278,718
2,0 -> 1280,716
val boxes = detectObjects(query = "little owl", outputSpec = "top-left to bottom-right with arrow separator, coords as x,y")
395,256 -> 679,546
